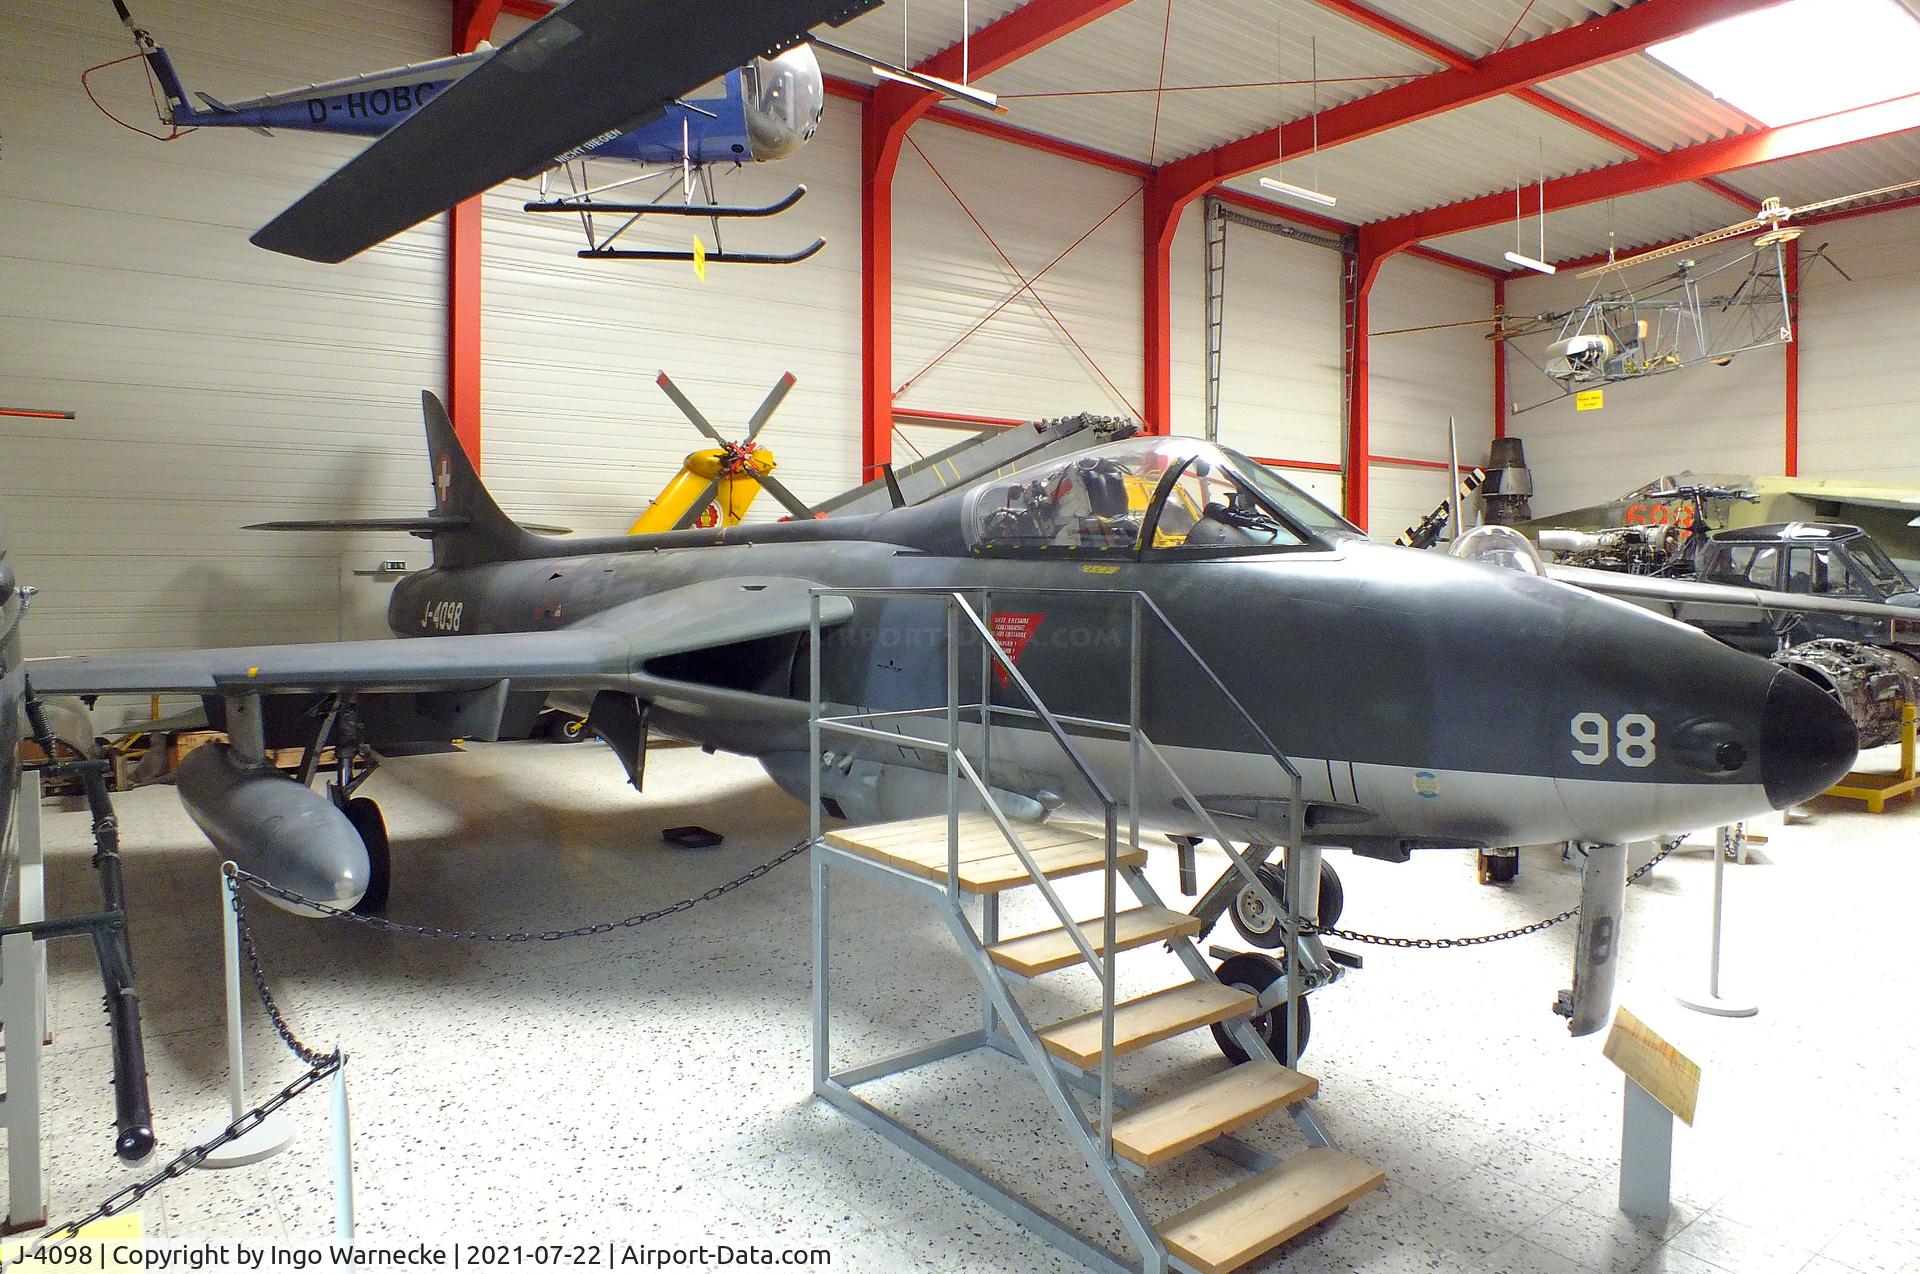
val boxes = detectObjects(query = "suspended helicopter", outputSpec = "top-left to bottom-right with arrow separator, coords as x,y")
93,0 -> 998,265
1378,179 -> 1920,415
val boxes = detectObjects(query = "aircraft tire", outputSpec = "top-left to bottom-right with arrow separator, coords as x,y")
1230,862 -> 1344,948
345,796 -> 391,915
1210,952 -> 1310,1066
1482,850 -> 1520,884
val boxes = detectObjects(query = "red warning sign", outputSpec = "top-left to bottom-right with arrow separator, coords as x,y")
989,613 -> 1045,686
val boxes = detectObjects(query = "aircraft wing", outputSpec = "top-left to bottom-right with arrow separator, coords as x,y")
251,0 -> 881,262
28,578 -> 851,696
1547,564 -> 1920,625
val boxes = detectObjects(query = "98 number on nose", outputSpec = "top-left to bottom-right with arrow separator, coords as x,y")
1570,712 -> 1656,767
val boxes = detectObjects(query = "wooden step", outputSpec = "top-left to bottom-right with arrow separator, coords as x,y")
988,906 -> 1203,977
825,813 -> 1143,894
1111,1060 -> 1317,1168
1038,981 -> 1253,1068
824,812 -> 1085,858
1158,1148 -> 1383,1274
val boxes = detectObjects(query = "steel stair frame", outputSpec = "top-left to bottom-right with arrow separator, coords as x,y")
806,586 -> 1345,1273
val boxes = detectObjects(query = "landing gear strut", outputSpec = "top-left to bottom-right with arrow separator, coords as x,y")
303,697 -> 390,914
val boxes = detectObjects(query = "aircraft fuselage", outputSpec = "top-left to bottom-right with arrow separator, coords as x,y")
387,516 -> 1850,854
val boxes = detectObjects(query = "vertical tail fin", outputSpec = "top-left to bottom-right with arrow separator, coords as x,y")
420,392 -> 539,568
110,1 -> 191,117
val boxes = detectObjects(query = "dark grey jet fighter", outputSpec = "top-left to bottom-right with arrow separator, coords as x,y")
28,394 -> 1858,924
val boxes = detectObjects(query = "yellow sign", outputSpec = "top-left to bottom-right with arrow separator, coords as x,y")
693,235 -> 708,282
1603,1007 -> 1700,1125
1576,389 -> 1605,412
6,1212 -> 144,1269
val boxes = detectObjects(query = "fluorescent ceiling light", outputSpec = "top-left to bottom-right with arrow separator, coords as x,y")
1504,251 -> 1557,275
1259,176 -> 1337,207
869,65 -> 1003,113
1647,0 -> 1920,127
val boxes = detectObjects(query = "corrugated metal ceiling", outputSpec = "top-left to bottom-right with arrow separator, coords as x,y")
977,0 -> 1444,165
1355,0 -> 1627,60
1220,92 -> 1634,226
1722,129 -> 1920,210
1533,52 -> 1758,150
825,0 -> 1031,74
506,0 -> 1916,262
1424,180 -> 1748,268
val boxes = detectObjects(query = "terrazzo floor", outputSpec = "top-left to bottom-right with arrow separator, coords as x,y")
7,737 -> 1920,1273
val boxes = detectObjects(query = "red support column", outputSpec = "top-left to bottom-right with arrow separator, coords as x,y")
1784,237 -> 1800,477
1346,243 -> 1387,529
1142,174 -> 1181,436
1492,275 -> 1508,440
445,0 -> 500,469
447,198 -> 483,467
860,88 -> 920,477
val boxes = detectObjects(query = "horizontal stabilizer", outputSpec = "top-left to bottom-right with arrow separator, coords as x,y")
247,516 -> 571,536
246,516 -> 472,534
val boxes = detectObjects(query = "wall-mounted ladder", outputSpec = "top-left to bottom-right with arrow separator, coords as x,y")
806,587 -> 1381,1274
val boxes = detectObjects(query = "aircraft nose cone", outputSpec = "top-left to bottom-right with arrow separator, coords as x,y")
1761,670 -> 1857,808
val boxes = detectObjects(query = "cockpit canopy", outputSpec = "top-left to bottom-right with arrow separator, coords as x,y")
963,438 -> 1358,556
742,45 -> 824,161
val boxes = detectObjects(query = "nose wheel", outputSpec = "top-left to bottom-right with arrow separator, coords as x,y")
1230,862 -> 1344,948
1211,952 -> 1310,1065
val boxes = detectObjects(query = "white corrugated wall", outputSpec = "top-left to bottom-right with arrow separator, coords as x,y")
1365,255 -> 1496,538
1502,263 -> 1786,517
0,0 -> 446,696
1797,204 -> 1920,482
891,125 -> 1146,428
476,105 -> 863,535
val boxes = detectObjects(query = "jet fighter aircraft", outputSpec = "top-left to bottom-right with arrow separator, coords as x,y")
29,394 -> 1859,927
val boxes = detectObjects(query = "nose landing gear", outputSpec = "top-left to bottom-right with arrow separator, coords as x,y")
1211,951 -> 1311,1065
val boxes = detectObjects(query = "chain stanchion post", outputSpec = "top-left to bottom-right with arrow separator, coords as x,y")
3,769 -> 48,1236
331,1044 -> 355,1241
196,863 -> 296,1169
1675,826 -> 1758,1018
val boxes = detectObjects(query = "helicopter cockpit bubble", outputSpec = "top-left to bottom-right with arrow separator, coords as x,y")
1451,525 -> 1547,576
743,45 -> 825,162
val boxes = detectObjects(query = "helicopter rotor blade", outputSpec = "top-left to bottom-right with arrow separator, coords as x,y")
1781,176 -> 1920,219
669,480 -> 723,532
655,371 -> 729,446
1575,217 -> 1767,279
743,372 -> 797,444
250,0 -> 879,262
753,469 -> 817,521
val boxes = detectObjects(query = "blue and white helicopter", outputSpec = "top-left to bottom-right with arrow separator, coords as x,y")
96,0 -> 998,265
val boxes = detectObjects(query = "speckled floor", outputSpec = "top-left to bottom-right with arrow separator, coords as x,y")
8,737 -> 1920,1273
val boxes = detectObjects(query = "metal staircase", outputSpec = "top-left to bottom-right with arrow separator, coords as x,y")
806,587 -> 1382,1274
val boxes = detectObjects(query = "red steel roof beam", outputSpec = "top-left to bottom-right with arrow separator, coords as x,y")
1156,0 -> 1788,218
1359,91 -> 1920,267
1303,0 -> 1755,210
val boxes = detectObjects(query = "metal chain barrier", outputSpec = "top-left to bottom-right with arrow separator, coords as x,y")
24,1059 -> 340,1260
229,868 -> 339,1069
21,838 -> 811,1260
1308,838 -> 1681,950
231,837 -> 810,942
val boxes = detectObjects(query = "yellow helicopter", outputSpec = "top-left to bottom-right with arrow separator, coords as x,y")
627,370 -> 815,534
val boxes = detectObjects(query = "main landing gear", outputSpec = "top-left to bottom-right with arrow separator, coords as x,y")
299,698 -> 390,914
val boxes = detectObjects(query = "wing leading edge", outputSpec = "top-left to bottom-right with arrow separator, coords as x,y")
28,578 -> 852,696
